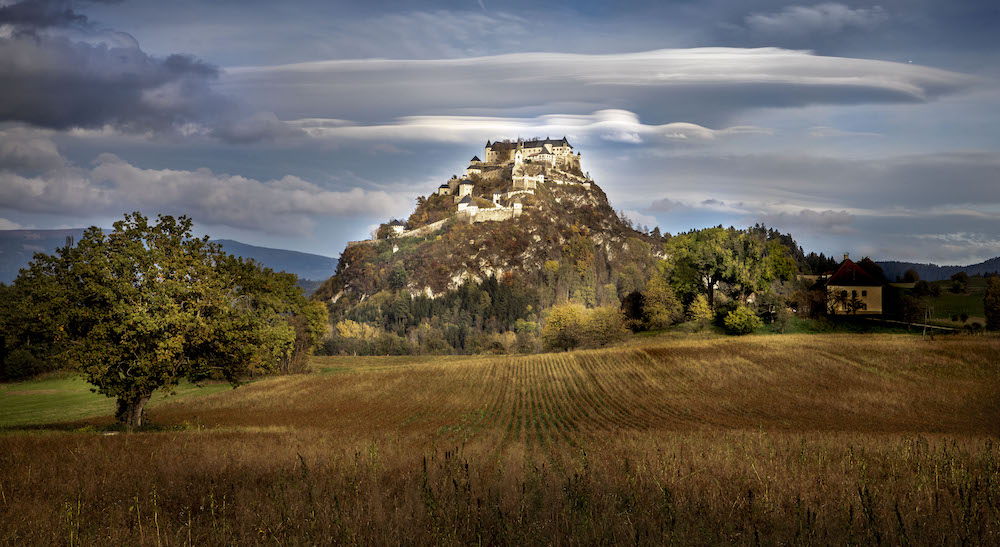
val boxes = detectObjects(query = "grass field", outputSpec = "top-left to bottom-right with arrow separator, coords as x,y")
0,375 -> 233,428
1,334 -> 999,544
921,277 -> 988,325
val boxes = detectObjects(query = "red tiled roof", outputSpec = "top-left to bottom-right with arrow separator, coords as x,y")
824,259 -> 879,287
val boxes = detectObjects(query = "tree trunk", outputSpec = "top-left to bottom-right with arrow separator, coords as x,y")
117,394 -> 151,431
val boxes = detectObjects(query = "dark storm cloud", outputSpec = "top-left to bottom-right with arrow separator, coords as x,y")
0,32 -> 227,131
0,0 -> 88,28
0,0 -> 291,142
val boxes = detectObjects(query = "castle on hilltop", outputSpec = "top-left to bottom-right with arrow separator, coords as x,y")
483,137 -> 581,170
351,137 -> 592,246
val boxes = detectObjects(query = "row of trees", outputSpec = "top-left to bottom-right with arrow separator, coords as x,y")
0,214 -> 326,429
319,225 -> 804,357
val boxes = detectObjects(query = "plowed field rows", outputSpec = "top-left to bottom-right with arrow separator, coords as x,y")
3,334 -> 999,545
142,334 -> 999,439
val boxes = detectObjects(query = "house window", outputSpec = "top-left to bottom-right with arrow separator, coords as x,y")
852,290 -> 857,298
862,290 -> 867,297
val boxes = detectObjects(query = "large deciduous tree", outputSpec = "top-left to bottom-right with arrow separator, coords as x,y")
1,213 -> 322,430
667,228 -> 797,307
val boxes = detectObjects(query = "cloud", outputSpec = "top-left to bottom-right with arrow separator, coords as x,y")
745,3 -> 888,36
290,109 -> 770,145
0,25 -> 228,133
622,209 -> 659,229
647,197 -> 686,213
911,232 -> 1000,263
0,217 -> 23,230
0,140 -> 414,235
210,111 -> 306,144
606,149 -> 1000,263
754,208 -> 856,235
807,126 -> 882,138
0,0 -> 88,29
0,0 -> 286,143
225,48 -> 976,126
644,197 -> 746,215
0,128 -> 65,169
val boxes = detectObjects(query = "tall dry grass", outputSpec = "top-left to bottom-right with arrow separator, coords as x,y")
1,334 -> 998,544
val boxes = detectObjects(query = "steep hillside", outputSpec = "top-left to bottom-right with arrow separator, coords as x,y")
314,166 -> 662,310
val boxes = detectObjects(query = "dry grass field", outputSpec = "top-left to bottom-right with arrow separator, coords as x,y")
2,334 -> 999,544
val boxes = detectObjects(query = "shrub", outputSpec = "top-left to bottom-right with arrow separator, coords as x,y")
542,303 -> 585,352
643,276 -> 683,330
774,306 -> 794,334
714,300 -> 740,327
687,294 -> 713,330
723,306 -> 763,335
582,306 -> 630,348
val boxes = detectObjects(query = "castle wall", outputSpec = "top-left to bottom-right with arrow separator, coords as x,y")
478,167 -> 504,182
459,206 -> 522,224
400,218 -> 449,238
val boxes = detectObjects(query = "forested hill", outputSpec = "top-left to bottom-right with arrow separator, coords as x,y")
0,230 -> 335,286
877,257 -> 1000,281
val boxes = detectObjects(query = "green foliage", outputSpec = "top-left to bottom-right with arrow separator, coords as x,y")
687,294 -> 714,329
389,263 -> 409,290
514,319 -> 539,335
985,277 -> 1000,331
542,303 -> 627,352
643,273 -> 683,330
542,303 -> 585,352
723,306 -> 763,335
0,213 -> 318,429
582,306 -> 629,348
667,227 -> 797,308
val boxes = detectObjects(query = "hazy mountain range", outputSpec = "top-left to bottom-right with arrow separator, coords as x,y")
0,230 -> 337,286
876,258 -> 1000,282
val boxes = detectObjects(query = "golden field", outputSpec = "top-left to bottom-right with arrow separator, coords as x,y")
1,334 -> 999,545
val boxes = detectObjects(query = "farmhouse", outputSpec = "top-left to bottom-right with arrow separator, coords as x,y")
822,255 -> 883,315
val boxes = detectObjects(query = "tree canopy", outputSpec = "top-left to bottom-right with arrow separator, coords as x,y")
666,227 -> 797,307
0,213 -> 324,429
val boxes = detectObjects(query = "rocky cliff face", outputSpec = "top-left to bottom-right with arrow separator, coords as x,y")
313,164 -> 663,310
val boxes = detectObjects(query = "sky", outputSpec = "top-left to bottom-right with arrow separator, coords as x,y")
1,0 -> 998,265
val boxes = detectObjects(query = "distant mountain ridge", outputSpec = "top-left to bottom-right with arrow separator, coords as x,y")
212,240 -> 337,282
0,230 -> 336,285
877,257 -> 1000,282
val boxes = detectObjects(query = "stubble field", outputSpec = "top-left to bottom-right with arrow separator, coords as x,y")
1,333 -> 999,544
